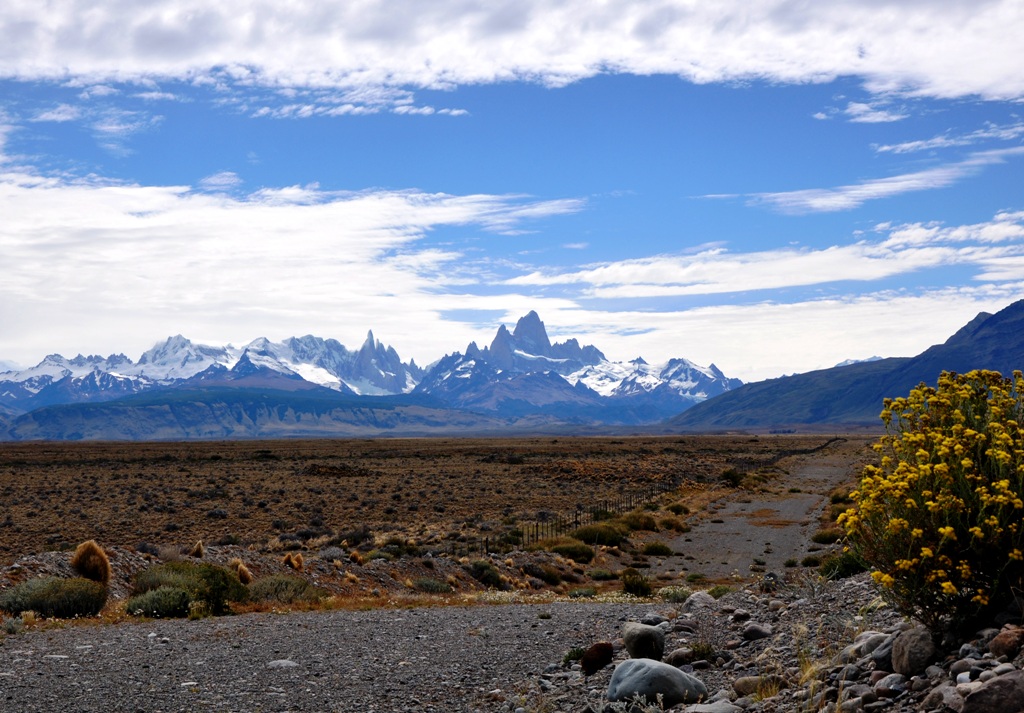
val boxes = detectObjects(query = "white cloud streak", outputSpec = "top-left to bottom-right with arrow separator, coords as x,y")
507,212 -> 1024,299
751,147 -> 1024,213
0,2 -> 1021,101
874,121 -> 1024,154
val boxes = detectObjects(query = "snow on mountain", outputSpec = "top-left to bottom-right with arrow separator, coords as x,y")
131,335 -> 239,381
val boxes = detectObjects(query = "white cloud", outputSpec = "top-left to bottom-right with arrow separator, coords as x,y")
875,121 -> 1024,154
31,104 -> 82,122
751,147 -> 1024,213
506,212 -> 1024,299
843,101 -> 908,123
0,2 -> 1020,101
198,171 -> 242,190
0,164 -> 584,367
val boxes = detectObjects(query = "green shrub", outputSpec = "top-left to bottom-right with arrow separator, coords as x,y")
568,587 -> 597,599
819,551 -> 867,580
126,586 -> 192,618
466,559 -> 505,589
249,575 -> 324,604
523,562 -> 562,586
666,503 -> 689,516
801,555 -> 822,567
563,646 -> 586,664
641,542 -> 674,557
657,586 -> 692,603
619,511 -> 658,532
685,572 -> 707,583
0,577 -> 107,619
844,370 -> 1024,634
811,528 -> 844,545
572,522 -> 628,547
550,540 -> 595,564
620,568 -> 652,597
784,558 -> 798,568
588,569 -> 619,581
720,468 -> 744,487
707,584 -> 732,599
412,577 -> 453,594
658,517 -> 691,533
132,561 -> 247,615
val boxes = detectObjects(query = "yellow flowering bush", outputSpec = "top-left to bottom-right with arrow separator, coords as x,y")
842,370 -> 1024,634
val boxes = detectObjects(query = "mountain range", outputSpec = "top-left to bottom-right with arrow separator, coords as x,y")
672,298 -> 1024,431
0,311 -> 741,440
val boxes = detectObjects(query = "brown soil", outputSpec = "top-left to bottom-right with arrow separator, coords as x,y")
0,434 -> 877,596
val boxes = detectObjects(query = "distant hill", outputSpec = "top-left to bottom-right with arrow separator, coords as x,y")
670,298 -> 1024,432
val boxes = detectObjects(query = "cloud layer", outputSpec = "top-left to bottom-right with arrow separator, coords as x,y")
1,1 -> 1022,101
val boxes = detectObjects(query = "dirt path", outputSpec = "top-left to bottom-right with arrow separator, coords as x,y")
658,436 -> 874,582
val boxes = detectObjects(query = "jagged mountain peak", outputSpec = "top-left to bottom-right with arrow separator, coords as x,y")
512,310 -> 551,354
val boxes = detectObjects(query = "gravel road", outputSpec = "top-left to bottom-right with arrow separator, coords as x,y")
1,602 -> 643,713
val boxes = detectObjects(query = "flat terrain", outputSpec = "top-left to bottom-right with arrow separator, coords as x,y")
0,435 -> 869,567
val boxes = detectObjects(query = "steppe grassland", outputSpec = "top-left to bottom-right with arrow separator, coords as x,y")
0,435 -> 835,564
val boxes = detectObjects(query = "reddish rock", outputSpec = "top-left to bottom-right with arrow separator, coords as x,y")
988,626 -> 1024,659
580,642 -> 614,676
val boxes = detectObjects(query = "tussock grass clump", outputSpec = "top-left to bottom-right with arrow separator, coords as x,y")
810,528 -> 844,545
530,536 -> 595,564
227,558 -> 253,585
70,539 -> 111,584
281,552 -> 304,571
131,561 -> 247,617
819,551 -> 867,580
658,516 -> 691,533
707,584 -> 732,599
588,568 -> 619,581
572,522 -> 628,547
0,577 -> 107,619
189,540 -> 204,558
620,567 -> 652,597
657,585 -> 692,603
249,575 -> 324,604
522,562 -> 562,586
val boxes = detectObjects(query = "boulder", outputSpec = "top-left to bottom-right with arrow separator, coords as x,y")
892,626 -> 937,676
681,590 -> 717,613
606,658 -> 708,707
742,622 -> 773,641
623,621 -> 666,661
962,670 -> 1024,713
580,642 -> 614,676
665,647 -> 694,667
988,626 -> 1024,659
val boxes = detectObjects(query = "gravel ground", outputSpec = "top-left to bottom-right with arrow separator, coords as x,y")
0,601 -> 644,713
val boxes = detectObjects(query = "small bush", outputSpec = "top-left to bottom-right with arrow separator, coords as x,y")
0,577 -> 107,619
227,558 -> 253,585
588,569 -> 618,581
568,587 -> 596,598
620,568 -> 652,597
563,646 -> 586,664
572,522 -> 628,547
801,555 -> 822,567
707,584 -> 732,599
132,561 -> 247,615
641,542 -> 674,557
658,517 -> 691,533
250,575 -> 324,604
549,540 -> 595,564
466,559 -> 505,589
820,551 -> 868,580
784,558 -> 798,568
657,586 -> 692,603
685,572 -> 707,583
412,577 -> 453,594
619,511 -> 658,532
523,562 -> 562,586
810,529 -> 844,545
720,468 -> 744,487
126,586 -> 192,618
70,540 -> 111,584
666,503 -> 689,516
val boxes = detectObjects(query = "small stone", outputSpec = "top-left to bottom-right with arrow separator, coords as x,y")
640,612 -> 668,626
665,647 -> 694,667
873,673 -> 907,698
688,701 -> 743,713
267,659 -> 299,669
742,622 -> 772,641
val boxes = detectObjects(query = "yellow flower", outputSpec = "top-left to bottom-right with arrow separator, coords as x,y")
1011,549 -> 1023,561
920,547 -> 934,559
871,572 -> 895,588
937,526 -> 956,540
941,581 -> 958,596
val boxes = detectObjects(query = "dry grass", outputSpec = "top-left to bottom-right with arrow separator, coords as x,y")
0,435 -> 838,566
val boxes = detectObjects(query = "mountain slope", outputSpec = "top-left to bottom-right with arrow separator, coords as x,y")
671,299 -> 1024,431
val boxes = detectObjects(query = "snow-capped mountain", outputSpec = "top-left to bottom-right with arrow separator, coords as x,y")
414,311 -> 741,422
0,311 -> 740,434
0,331 -> 424,415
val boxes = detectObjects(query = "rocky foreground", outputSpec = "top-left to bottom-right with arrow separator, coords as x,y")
3,568 -> 1024,712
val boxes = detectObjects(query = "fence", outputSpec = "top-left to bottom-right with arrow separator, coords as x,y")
444,477 -> 683,558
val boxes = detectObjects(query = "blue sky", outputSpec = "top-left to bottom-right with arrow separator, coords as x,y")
1,1 -> 1023,381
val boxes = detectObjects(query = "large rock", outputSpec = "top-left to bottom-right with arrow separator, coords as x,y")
988,626 -> 1024,659
606,658 -> 708,707
681,590 -> 717,613
892,626 -> 937,676
580,642 -> 614,676
623,621 -> 666,661
962,670 -> 1024,713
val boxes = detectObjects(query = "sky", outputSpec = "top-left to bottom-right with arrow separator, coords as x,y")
1,1 -> 1023,382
